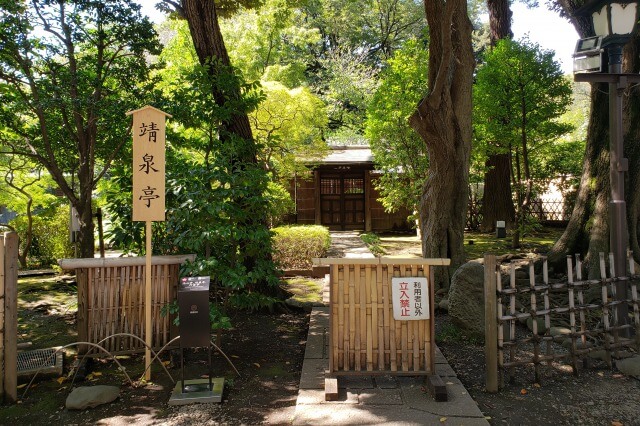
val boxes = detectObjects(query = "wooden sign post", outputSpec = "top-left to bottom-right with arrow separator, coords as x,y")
127,105 -> 171,381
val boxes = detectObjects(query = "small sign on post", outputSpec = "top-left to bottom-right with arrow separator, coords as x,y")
126,105 -> 172,381
391,277 -> 430,321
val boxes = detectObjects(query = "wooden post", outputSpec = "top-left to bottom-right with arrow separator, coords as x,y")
484,254 -> 499,393
145,221 -> 152,381
3,232 -> 18,402
0,234 -> 5,399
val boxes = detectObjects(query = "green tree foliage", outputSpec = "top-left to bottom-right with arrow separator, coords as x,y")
0,0 -> 161,258
251,81 -> 328,180
474,37 -> 574,245
302,0 -> 424,137
11,204 -> 74,268
365,38 -> 429,216
220,0 -> 320,87
0,156 -> 62,267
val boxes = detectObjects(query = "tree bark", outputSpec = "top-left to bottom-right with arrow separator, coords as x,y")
181,0 -> 255,148
549,1 -> 640,278
480,0 -> 514,232
410,0 -> 475,289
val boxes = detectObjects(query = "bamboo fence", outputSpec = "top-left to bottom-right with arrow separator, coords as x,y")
485,252 -> 640,392
315,257 -> 450,377
59,255 -> 194,355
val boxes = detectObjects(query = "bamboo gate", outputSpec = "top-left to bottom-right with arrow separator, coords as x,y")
59,255 -> 194,355
484,253 -> 640,392
0,232 -> 19,402
314,257 -> 450,401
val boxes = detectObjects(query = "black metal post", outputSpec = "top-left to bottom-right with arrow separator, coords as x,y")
607,44 -> 630,335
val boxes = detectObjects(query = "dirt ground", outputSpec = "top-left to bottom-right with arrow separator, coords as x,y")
7,303 -> 639,425
1,309 -> 309,425
436,314 -> 640,426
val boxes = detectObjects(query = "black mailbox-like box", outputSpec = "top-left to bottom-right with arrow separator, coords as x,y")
178,276 -> 211,348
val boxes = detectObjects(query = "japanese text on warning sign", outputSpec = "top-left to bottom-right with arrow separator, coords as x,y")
391,277 -> 430,320
128,106 -> 169,222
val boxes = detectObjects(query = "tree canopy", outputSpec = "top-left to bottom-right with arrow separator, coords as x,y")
474,37 -> 574,246
0,0 -> 161,257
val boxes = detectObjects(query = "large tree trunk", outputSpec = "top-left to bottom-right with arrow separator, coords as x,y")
480,0 -> 514,232
549,2 -> 640,278
181,0 -> 255,147
626,34 -> 640,265
410,0 -> 475,289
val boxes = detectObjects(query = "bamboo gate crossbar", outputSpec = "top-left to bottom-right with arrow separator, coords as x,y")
485,253 -> 640,392
315,257 -> 450,400
59,255 -> 194,355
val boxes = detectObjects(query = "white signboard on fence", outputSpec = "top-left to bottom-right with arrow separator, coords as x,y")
391,277 -> 429,320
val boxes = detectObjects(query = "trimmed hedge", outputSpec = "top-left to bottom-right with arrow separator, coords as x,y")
272,225 -> 331,270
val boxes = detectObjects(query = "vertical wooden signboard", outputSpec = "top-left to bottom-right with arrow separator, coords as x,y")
127,105 -> 171,380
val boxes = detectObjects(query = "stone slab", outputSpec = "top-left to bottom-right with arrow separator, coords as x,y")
357,387 -> 403,405
299,358 -> 327,390
401,376 -> 486,419
373,375 -> 399,389
297,388 -> 359,405
293,403 -> 487,426
339,375 -> 374,389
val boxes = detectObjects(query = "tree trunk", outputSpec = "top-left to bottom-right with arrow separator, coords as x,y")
625,33 -> 640,265
549,2 -> 639,278
410,0 -> 475,289
181,0 -> 255,147
487,0 -> 512,45
480,0 -> 514,232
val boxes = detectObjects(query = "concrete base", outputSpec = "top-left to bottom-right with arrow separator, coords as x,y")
168,378 -> 224,406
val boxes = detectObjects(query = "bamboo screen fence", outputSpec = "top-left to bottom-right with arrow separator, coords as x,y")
315,257 -> 450,376
59,255 -> 194,355
485,253 -> 640,392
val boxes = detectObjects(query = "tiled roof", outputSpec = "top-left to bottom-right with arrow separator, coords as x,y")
321,146 -> 373,164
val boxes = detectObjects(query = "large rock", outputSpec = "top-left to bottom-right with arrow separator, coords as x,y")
448,261 -> 485,336
616,356 -> 640,376
66,385 -> 120,410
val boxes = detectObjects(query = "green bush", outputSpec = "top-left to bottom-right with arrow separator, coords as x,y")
272,225 -> 331,270
11,205 -> 74,268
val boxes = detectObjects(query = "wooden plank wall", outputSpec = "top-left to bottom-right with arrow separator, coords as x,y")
320,258 -> 449,376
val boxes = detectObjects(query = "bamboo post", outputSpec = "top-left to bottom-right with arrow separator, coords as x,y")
145,221 -> 152,381
484,254 -> 499,393
0,234 -> 4,399
3,232 -> 18,402
567,256 -> 579,373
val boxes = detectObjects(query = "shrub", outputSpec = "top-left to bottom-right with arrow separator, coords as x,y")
11,205 -> 74,268
265,181 -> 295,227
272,225 -> 331,270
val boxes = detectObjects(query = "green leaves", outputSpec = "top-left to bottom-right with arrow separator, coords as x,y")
365,37 -> 429,215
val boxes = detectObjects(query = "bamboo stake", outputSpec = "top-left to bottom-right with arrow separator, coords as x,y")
484,255 -> 499,393
567,256 -> 578,373
599,253 -> 612,367
575,255 -> 588,359
353,264 -> 361,371
0,234 -> 5,398
365,265 -> 373,371
3,232 -> 18,402
145,221 -> 152,380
